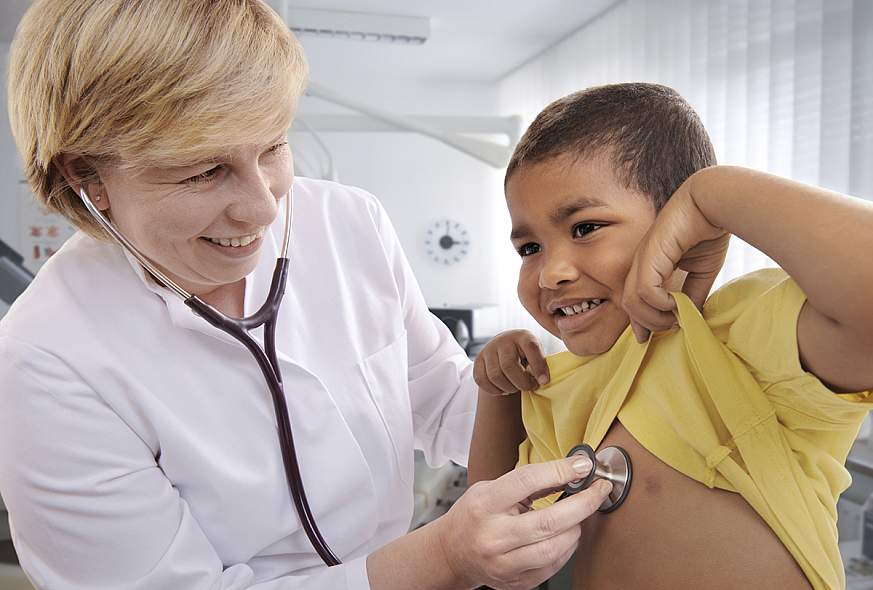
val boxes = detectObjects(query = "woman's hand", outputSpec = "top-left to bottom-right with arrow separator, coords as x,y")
436,456 -> 612,590
622,175 -> 731,342
474,330 -> 550,395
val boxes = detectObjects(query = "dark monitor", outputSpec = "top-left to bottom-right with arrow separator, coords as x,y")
0,238 -> 34,306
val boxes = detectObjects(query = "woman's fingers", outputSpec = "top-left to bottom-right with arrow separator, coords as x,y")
438,458 -> 607,590
502,520 -> 583,574
510,479 -> 611,547
520,532 -> 582,585
491,456 -> 595,511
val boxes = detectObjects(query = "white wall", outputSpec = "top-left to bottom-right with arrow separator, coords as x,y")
293,79 -> 508,308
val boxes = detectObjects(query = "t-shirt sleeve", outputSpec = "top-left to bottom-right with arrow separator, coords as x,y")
713,269 -> 873,424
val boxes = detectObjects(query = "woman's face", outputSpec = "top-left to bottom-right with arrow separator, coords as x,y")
92,135 -> 293,297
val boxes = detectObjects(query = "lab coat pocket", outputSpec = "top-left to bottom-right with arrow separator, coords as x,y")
360,330 -> 413,485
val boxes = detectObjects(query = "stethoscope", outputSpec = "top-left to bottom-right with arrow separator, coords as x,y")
79,187 -> 341,566
559,443 -> 633,512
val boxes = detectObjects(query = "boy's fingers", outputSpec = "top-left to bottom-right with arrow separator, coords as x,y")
485,349 -> 524,394
497,346 -> 538,392
637,281 -> 676,312
623,288 -> 675,335
630,320 -> 650,343
474,354 -> 507,396
681,271 -> 719,311
518,339 -> 549,386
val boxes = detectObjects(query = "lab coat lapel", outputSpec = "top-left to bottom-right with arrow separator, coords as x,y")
274,364 -> 380,558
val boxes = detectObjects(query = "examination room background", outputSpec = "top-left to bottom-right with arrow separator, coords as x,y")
1,0 -> 873,588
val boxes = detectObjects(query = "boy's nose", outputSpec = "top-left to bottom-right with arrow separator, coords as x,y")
538,255 -> 580,289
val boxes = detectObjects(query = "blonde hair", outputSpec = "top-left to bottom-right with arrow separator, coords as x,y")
8,0 -> 309,238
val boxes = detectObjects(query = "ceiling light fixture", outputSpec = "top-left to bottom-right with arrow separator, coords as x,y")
282,7 -> 430,45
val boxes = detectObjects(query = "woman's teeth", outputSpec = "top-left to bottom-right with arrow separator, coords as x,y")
206,231 -> 262,248
560,299 -> 603,316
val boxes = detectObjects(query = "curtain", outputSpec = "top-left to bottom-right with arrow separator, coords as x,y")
494,0 -> 873,353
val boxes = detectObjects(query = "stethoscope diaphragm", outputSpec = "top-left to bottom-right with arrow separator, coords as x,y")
559,443 -> 633,513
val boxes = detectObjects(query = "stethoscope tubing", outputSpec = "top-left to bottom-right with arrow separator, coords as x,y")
79,187 -> 341,566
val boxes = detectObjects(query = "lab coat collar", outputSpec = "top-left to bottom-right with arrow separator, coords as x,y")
116,219 -> 287,355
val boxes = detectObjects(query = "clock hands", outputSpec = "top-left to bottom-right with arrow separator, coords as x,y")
426,219 -> 470,264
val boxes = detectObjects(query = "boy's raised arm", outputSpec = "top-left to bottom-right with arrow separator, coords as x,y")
626,165 -> 873,393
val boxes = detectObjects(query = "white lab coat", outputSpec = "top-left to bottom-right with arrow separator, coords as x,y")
0,178 -> 476,589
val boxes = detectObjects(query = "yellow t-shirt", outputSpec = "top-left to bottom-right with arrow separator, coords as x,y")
517,268 -> 873,590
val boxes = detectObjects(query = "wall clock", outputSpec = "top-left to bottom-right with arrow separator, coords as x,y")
426,219 -> 470,265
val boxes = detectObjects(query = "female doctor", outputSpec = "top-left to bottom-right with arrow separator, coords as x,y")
0,1 -> 611,589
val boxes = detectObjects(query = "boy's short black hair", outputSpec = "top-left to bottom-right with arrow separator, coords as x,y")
506,83 -> 716,210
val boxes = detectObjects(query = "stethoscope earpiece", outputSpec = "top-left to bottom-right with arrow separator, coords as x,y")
560,442 -> 633,513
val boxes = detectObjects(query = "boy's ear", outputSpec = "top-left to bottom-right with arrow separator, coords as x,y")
54,153 -> 110,211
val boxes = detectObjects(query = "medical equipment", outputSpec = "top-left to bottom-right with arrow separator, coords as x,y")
0,238 -> 33,307
78,188 -> 341,566
559,443 -> 633,513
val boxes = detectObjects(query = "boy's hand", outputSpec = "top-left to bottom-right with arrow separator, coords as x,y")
474,330 -> 550,395
622,177 -> 731,342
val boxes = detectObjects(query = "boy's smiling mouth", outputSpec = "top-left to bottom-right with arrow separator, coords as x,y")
547,298 -> 606,316
547,297 -> 609,335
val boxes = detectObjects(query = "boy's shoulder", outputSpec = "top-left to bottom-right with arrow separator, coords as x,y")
702,268 -> 795,328
703,268 -> 812,385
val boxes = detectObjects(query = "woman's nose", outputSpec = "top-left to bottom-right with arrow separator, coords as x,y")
226,175 -> 281,227
538,251 -> 580,289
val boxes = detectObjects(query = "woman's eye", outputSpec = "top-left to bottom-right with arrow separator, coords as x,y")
572,222 -> 602,238
184,166 -> 220,185
517,242 -> 540,257
267,141 -> 288,154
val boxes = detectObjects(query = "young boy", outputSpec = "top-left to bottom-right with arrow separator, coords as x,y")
468,83 -> 873,590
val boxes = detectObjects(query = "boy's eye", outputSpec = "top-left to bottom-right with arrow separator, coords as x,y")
517,242 -> 540,257
572,222 -> 603,238
183,166 -> 220,185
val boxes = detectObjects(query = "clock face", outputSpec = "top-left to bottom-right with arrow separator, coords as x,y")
426,219 -> 470,265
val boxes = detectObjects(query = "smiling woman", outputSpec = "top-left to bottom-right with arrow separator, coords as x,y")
59,137 -> 293,306
0,2 -> 614,589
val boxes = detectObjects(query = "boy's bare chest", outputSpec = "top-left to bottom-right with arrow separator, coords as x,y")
572,420 -> 811,590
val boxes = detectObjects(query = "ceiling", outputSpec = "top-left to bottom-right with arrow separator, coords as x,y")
2,1 -> 620,84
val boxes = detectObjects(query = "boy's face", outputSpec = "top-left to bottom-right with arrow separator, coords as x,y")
506,151 -> 657,356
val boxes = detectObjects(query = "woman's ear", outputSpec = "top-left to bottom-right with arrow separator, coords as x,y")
54,153 -> 110,211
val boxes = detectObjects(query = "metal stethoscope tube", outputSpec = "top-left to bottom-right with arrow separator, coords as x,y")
79,187 -> 341,566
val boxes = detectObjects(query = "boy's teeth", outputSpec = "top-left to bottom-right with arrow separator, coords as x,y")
560,299 -> 603,316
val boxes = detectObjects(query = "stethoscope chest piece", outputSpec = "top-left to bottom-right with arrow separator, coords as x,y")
561,443 -> 633,513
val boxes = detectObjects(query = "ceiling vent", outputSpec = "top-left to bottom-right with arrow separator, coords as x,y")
283,7 -> 430,45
